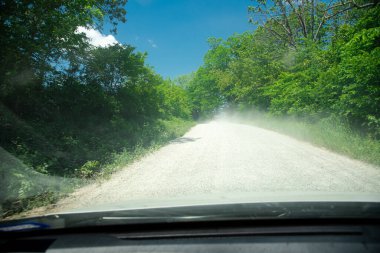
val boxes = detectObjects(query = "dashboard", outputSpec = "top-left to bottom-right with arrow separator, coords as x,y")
1,219 -> 380,253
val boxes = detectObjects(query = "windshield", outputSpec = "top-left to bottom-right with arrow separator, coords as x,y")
1,0 -> 380,224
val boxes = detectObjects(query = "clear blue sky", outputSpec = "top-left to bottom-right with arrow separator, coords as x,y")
111,0 -> 253,79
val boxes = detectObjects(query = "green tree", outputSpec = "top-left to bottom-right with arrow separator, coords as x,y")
248,0 -> 377,47
0,0 -> 127,95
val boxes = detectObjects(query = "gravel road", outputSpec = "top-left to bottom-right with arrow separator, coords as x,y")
50,119 -> 380,213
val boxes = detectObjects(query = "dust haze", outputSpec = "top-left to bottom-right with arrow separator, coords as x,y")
25,114 -> 380,215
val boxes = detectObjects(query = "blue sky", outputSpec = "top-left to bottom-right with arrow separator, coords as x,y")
109,0 -> 254,79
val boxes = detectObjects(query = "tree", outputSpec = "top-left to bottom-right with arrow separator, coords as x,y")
189,31 -> 286,112
157,80 -> 192,119
0,0 -> 127,95
187,67 -> 224,119
248,0 -> 378,47
332,6 -> 380,135
83,44 -> 145,92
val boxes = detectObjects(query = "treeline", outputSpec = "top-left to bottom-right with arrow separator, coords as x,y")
186,1 -> 380,139
0,0 -> 193,178
0,0 -> 194,215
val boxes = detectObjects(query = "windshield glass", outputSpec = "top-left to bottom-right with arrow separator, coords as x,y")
1,0 -> 380,223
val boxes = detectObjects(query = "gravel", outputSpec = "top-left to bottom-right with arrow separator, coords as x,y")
49,119 -> 380,213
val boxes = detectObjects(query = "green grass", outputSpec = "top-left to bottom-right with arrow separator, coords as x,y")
231,112 -> 380,167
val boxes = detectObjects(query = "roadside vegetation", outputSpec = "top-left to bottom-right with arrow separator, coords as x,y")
0,0 -> 194,218
223,111 -> 380,167
185,1 -> 380,165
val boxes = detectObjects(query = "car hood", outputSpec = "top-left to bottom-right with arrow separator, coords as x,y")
1,192 -> 380,232
59,191 -> 380,214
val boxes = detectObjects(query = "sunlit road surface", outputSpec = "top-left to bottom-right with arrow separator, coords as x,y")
53,119 -> 380,212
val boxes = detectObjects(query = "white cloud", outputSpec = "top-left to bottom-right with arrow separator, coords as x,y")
76,26 -> 119,47
148,39 -> 158,48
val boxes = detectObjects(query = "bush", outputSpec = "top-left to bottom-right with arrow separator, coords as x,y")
75,160 -> 100,179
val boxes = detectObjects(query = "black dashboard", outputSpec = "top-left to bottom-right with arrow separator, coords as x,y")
1,219 -> 380,253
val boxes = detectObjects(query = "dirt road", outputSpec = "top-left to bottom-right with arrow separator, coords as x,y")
50,120 -> 380,213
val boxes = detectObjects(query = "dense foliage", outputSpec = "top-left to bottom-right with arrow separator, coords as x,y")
0,0 -> 193,216
187,2 -> 380,139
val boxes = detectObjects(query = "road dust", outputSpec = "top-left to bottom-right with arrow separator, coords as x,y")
24,116 -> 380,215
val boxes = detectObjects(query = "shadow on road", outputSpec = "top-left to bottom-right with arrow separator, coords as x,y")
170,137 -> 201,144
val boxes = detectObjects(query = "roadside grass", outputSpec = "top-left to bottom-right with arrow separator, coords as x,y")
228,112 -> 380,167
1,118 -> 195,219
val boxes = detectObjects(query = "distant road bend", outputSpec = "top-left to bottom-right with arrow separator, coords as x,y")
51,119 -> 380,212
